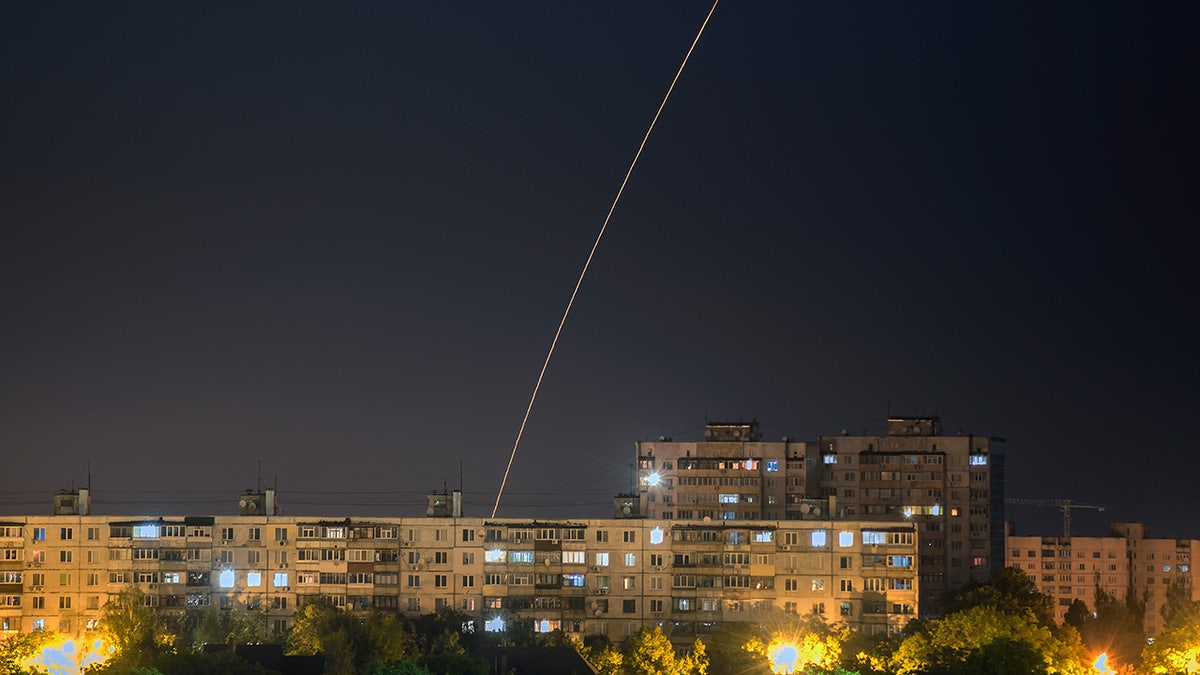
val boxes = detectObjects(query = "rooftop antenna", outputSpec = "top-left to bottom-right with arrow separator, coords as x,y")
257,458 -> 263,493
886,398 -> 892,417
87,460 -> 92,492
490,0 -> 721,518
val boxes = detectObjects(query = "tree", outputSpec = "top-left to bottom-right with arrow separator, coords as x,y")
0,630 -> 59,675
890,605 -> 1089,675
1078,588 -> 1146,668
100,587 -> 176,668
1139,598 -> 1200,675
287,600 -> 422,675
625,627 -> 677,675
576,634 -> 623,675
941,566 -> 1056,627
621,626 -> 707,675
184,605 -> 269,652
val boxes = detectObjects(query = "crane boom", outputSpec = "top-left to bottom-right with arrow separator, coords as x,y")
1004,498 -> 1105,538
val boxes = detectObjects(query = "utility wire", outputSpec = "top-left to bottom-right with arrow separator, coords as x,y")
492,0 -> 721,518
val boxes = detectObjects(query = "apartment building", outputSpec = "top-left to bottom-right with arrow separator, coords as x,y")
1007,522 -> 1200,637
636,417 -> 1004,612
0,490 -> 920,645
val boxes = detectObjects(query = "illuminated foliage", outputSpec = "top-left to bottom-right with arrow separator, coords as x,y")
100,587 -> 175,668
1139,599 -> 1200,675
744,631 -> 843,674
621,626 -> 707,675
890,605 -> 1089,675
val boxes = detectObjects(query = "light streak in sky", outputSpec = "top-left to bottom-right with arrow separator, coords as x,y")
492,0 -> 721,517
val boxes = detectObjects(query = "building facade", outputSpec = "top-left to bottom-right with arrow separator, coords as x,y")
636,417 -> 1005,612
0,490 -> 920,645
1006,522 -> 1200,637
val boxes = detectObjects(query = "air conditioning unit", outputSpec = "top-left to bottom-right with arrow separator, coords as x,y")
598,588 -> 608,595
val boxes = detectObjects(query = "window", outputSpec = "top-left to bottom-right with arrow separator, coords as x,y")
435,552 -> 448,565
650,599 -> 664,612
623,599 -> 636,613
247,572 -> 262,587
887,555 -> 913,568
563,550 -> 585,564
220,527 -> 235,541
463,552 -> 475,565
969,454 -> 988,466
407,575 -> 421,588
754,531 -> 773,543
275,527 -> 288,541
33,596 -> 46,609
58,574 -> 71,586
595,552 -> 610,567
485,549 -> 504,563
462,528 -> 475,542
461,575 -> 475,588
622,576 -> 636,590
434,574 -> 448,588
33,528 -> 46,541
863,531 -> 886,545
624,553 -> 636,567
649,527 -> 664,545
60,528 -> 73,540
248,527 -> 261,541
811,530 -> 827,547
840,579 -> 854,592
766,460 -> 779,472
839,532 -> 854,547
59,551 -> 72,563
811,579 -> 825,591
623,531 -> 635,544
596,530 -> 608,543
273,572 -> 289,587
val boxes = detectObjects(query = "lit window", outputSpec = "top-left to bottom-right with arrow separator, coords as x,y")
133,525 -> 159,538
645,472 -> 661,487
246,572 -> 262,587
273,572 -> 288,588
484,549 -> 504,563
811,530 -> 827,547
595,552 -> 609,567
219,570 -> 235,588
485,617 -> 505,632
754,531 -> 773,543
839,532 -> 854,547
863,531 -> 886,545
969,454 -> 988,466
649,527 -> 664,545
822,454 -> 837,465
719,494 -> 739,504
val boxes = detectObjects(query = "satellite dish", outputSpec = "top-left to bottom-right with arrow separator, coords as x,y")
544,558 -> 551,567
622,505 -> 632,516
590,601 -> 598,610
238,499 -> 247,508
426,507 -> 435,516
813,507 -> 821,516
702,516 -> 712,523
800,504 -> 811,514
248,502 -> 257,511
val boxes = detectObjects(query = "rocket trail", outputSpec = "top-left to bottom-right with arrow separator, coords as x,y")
492,0 -> 721,518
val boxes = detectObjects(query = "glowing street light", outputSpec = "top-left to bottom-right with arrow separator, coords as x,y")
768,641 -> 799,674
645,472 -> 661,487
1093,652 -> 1114,674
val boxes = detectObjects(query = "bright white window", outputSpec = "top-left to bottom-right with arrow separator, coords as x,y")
218,570 -> 235,588
811,530 -> 827,547
246,572 -> 262,587
839,532 -> 854,547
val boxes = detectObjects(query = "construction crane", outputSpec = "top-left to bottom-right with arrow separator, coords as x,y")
1005,498 -> 1105,538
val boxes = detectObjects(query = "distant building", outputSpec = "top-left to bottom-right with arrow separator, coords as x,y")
0,489 -> 919,645
636,417 -> 1005,612
1006,522 -> 1200,637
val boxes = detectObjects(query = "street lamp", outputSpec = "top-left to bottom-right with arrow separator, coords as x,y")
768,642 -> 799,674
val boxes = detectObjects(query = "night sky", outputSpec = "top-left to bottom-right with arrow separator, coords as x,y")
2,3 -> 1197,538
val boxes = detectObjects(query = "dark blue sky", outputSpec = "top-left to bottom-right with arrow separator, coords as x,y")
2,3 -> 1197,537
